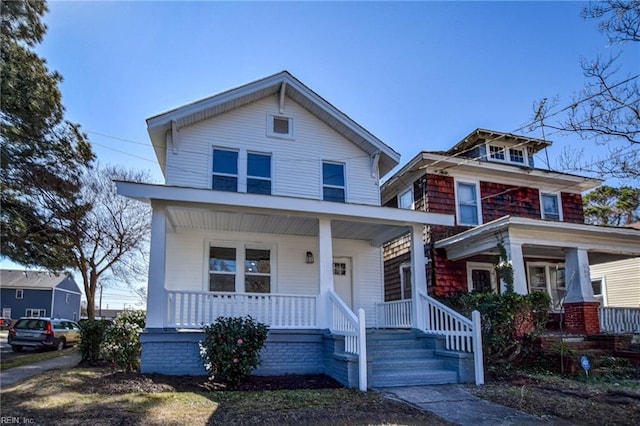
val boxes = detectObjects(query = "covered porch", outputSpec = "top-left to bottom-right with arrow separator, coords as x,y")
434,216 -> 640,334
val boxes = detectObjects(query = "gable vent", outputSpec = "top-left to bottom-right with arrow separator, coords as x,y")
273,116 -> 290,134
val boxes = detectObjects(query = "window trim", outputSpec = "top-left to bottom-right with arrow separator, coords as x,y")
398,187 -> 414,210
212,147 -> 239,192
540,192 -> 563,221
455,179 -> 482,226
15,289 -> 23,299
322,161 -> 346,203
205,241 -> 276,294
466,262 -> 497,293
266,114 -> 295,140
486,143 -> 528,165
399,263 -> 412,300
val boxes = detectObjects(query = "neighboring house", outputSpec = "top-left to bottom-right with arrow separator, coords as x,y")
590,257 -> 640,307
0,269 -> 83,321
381,129 -> 640,335
117,71 -> 476,389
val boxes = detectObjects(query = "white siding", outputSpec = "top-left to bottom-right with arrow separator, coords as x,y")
165,95 -> 380,205
591,258 -> 640,307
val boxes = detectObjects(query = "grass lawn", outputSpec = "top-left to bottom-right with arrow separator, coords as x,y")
0,367 -> 452,425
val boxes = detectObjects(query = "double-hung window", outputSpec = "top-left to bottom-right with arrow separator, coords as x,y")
15,289 -> 23,299
247,152 -> 271,195
456,181 -> 480,225
209,245 -> 272,293
541,193 -> 561,221
322,162 -> 345,202
527,263 -> 566,310
212,149 -> 238,192
398,188 -> 414,209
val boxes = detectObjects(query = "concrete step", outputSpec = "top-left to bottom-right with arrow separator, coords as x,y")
371,369 -> 459,387
372,357 -> 446,371
369,347 -> 436,360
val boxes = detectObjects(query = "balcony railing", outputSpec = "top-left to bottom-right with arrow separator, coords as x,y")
167,291 -> 318,329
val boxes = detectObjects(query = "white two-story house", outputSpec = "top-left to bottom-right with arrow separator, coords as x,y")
117,72 -> 482,389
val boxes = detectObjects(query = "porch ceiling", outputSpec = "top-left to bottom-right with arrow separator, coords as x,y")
167,208 -> 412,246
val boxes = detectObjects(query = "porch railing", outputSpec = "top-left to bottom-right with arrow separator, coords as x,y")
600,307 -> 640,334
328,290 -> 367,391
167,291 -> 317,329
375,299 -> 412,328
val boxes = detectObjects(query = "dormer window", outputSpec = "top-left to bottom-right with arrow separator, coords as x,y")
267,114 -> 294,139
487,144 -> 527,165
489,145 -> 505,161
509,148 -> 525,164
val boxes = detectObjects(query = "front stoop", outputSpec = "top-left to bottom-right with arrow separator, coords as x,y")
368,329 -> 464,387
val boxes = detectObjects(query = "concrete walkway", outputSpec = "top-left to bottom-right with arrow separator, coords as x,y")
0,352 -> 81,387
380,384 -> 575,425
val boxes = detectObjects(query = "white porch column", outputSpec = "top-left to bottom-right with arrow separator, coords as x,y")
146,202 -> 168,329
564,248 -> 596,303
504,241 -> 527,294
410,225 -> 427,329
318,218 -> 334,329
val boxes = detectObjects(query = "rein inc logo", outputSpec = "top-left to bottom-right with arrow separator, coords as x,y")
0,418 -> 35,424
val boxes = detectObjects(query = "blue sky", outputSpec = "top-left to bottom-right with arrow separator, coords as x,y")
4,1 -> 639,309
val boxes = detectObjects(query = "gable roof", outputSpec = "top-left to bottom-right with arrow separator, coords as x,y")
146,71 -> 401,177
0,269 -> 76,290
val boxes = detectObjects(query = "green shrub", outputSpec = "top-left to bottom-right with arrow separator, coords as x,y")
447,290 -> 550,365
199,316 -> 268,384
78,319 -> 111,363
102,310 -> 146,372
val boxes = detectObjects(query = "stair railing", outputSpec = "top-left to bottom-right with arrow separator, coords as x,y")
328,290 -> 367,391
418,291 -> 484,385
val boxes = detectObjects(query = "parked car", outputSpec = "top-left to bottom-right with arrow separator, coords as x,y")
0,317 -> 12,330
8,318 -> 81,352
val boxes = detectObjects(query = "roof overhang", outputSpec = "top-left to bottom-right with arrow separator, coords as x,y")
117,182 -> 454,247
146,71 -> 401,178
435,216 -> 640,264
449,128 -> 552,155
381,152 -> 602,203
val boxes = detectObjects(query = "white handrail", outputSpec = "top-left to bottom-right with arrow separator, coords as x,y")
328,290 -> 367,391
418,291 -> 484,385
167,290 -> 317,329
599,307 -> 640,333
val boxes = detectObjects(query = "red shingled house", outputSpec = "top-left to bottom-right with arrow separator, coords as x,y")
381,129 -> 640,335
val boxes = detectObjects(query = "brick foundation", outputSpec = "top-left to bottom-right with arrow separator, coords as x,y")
563,302 -> 601,334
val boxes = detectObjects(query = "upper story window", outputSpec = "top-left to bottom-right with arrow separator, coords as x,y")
509,148 -> 525,164
456,181 -> 481,226
489,145 -> 505,161
322,161 -> 345,203
212,148 -> 238,192
247,152 -> 272,195
398,188 -> 414,209
267,114 -> 294,139
541,193 -> 561,221
16,289 -> 23,299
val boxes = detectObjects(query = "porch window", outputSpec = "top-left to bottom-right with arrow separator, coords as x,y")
247,152 -> 272,195
400,263 -> 412,299
212,148 -> 238,192
456,181 -> 480,225
209,246 -> 237,292
25,309 -> 46,317
322,162 -> 345,203
541,193 -> 561,221
398,188 -> 414,209
245,248 -> 271,293
527,263 -> 566,310
466,262 -> 497,293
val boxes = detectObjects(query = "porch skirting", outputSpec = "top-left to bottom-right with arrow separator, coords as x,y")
139,329 -> 361,387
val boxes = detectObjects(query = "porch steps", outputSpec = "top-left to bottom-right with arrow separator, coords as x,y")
367,329 -> 459,387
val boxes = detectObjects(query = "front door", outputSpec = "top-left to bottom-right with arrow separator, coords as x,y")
333,257 -> 353,308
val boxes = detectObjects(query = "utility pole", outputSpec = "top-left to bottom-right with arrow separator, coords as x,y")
99,284 -> 103,319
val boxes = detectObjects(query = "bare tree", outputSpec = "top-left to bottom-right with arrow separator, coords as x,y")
532,1 -> 640,181
71,165 -> 151,319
